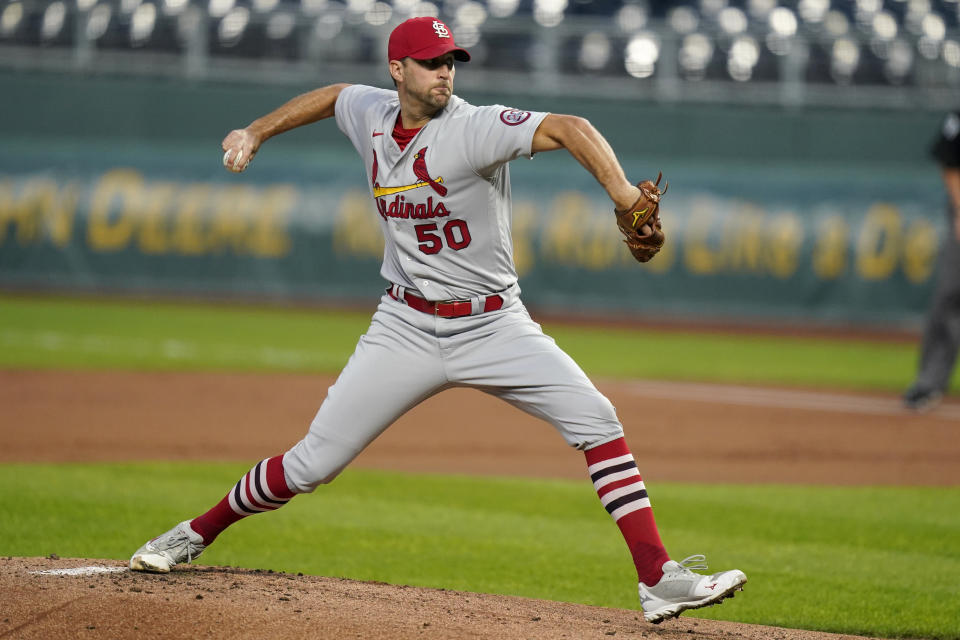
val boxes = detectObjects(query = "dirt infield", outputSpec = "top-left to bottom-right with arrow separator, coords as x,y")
3,370 -> 959,485
2,556 -> 880,640
3,369 -> 958,639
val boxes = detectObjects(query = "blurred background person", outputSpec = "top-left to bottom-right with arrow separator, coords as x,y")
903,110 -> 960,412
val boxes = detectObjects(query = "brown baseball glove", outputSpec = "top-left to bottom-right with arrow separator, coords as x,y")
614,172 -> 667,263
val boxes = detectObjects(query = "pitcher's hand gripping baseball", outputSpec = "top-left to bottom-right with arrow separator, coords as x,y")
221,128 -> 262,173
614,172 -> 667,263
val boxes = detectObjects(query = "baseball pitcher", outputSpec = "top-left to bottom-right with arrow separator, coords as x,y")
129,17 -> 745,624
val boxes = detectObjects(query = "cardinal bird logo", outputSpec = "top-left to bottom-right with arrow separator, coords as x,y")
412,147 -> 447,196
371,146 -> 447,198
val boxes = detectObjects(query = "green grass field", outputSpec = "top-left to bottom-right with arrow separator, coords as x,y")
2,294 -> 959,639
2,464 -> 958,639
0,294 -> 930,390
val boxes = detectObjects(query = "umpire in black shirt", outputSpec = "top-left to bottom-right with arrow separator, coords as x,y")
904,111 -> 960,411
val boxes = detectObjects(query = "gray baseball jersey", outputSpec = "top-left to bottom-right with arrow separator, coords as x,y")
282,85 -> 624,492
335,84 -> 547,300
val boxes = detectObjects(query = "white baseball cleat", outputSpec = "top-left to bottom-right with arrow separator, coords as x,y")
129,520 -> 206,573
638,554 -> 747,624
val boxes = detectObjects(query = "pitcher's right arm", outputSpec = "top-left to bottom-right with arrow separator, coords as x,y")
221,83 -> 352,173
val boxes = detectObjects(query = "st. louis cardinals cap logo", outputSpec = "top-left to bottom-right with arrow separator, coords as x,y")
432,20 -> 450,38
388,16 -> 470,61
499,109 -> 531,126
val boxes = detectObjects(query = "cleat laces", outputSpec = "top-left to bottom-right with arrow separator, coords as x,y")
673,554 -> 708,573
152,525 -> 201,564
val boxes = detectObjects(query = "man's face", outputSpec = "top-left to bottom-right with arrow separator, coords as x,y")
396,53 -> 456,111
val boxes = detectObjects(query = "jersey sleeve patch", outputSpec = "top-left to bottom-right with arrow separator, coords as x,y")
499,109 -> 532,126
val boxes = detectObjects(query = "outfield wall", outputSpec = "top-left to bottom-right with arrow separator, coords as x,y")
0,71 -> 945,328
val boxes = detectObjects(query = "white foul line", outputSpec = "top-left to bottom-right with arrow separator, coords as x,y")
614,380 -> 960,420
30,566 -> 128,576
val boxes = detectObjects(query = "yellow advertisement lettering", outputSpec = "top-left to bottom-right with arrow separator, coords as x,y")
856,203 -> 901,280
0,179 -> 36,244
542,192 -> 591,265
580,227 -> 618,271
334,191 -> 384,258
903,218 -> 937,284
172,184 -> 211,255
0,179 -> 14,244
812,215 -> 849,280
763,212 -> 802,279
88,169 -> 142,251
29,179 -> 77,248
511,201 -> 537,276
208,185 -> 254,254
724,203 -> 765,273
684,199 -> 720,275
0,178 -> 78,248
45,181 -> 79,248
137,182 -> 177,255
251,185 -> 295,257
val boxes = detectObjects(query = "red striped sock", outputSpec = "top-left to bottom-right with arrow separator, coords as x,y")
585,437 -> 670,586
190,455 -> 297,545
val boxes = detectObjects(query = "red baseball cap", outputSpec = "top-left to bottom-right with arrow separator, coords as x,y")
388,17 -> 471,62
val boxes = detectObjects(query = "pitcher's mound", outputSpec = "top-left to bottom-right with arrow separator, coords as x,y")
2,556 -> 880,640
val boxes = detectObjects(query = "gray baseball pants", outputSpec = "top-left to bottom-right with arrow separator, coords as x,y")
283,287 -> 625,493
